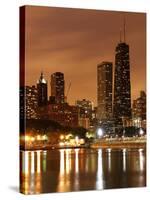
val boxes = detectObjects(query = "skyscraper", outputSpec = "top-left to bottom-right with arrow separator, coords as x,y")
97,61 -> 113,121
113,23 -> 131,125
20,85 -> 38,119
37,72 -> 48,106
76,99 -> 93,129
51,72 -> 65,104
75,99 -> 93,119
25,86 -> 38,119
132,91 -> 146,120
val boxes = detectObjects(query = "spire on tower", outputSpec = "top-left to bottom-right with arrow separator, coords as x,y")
123,16 -> 126,42
120,29 -> 122,43
40,71 -> 44,79
37,71 -> 47,84
119,16 -> 126,43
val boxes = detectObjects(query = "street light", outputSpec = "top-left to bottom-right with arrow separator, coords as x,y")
37,135 -> 41,141
139,128 -> 144,136
75,136 -> 79,146
24,135 -> 30,142
97,128 -> 103,138
60,135 -> 64,140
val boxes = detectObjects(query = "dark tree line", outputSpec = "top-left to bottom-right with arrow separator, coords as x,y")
21,119 -> 87,139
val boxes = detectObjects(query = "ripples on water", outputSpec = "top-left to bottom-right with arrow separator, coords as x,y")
20,148 -> 146,194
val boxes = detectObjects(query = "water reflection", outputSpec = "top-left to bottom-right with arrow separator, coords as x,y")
123,149 -> 126,172
23,151 -> 29,174
75,149 -> 79,173
60,149 -> 65,175
20,148 -> 146,194
66,149 -> 71,174
96,149 -> 103,190
31,151 -> 35,174
107,149 -> 112,172
74,149 -> 79,190
139,149 -> 144,171
42,151 -> 47,172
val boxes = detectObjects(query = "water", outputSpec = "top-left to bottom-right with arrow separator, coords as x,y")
20,148 -> 146,194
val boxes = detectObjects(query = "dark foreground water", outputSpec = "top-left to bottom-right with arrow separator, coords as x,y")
20,148 -> 146,194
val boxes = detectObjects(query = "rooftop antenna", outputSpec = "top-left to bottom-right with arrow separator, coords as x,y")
123,16 -> 126,42
66,81 -> 71,98
120,28 -> 122,43
40,69 -> 43,79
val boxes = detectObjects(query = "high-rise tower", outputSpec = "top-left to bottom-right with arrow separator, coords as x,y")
51,72 -> 65,104
97,61 -> 113,120
132,91 -> 146,120
37,72 -> 48,106
113,20 -> 131,125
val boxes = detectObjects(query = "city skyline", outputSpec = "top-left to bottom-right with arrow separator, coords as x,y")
26,69 -> 146,107
24,6 -> 146,106
20,6 -> 146,194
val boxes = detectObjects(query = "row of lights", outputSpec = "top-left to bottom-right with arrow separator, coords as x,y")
59,134 -> 85,147
96,127 -> 145,139
20,135 -> 48,142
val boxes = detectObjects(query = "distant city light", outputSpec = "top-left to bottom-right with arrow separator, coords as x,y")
97,128 -> 103,138
24,135 -> 30,142
60,135 -> 64,140
139,128 -> 144,136
42,135 -> 47,141
37,135 -> 41,141
30,137 -> 35,142
107,148 -> 111,153
75,136 -> 79,142
139,148 -> 143,152
79,138 -> 85,145
59,142 -> 64,146
123,148 -> 126,153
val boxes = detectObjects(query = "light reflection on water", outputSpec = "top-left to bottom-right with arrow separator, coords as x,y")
36,151 -> 41,173
75,149 -> 79,174
96,149 -> 103,190
139,149 -> 144,171
107,149 -> 112,172
31,151 -> 34,174
60,149 -> 65,175
123,149 -> 126,172
20,148 -> 146,194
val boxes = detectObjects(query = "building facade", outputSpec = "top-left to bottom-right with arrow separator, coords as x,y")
20,86 -> 25,120
97,61 -> 113,121
37,72 -> 48,106
75,99 -> 94,129
38,103 -> 79,128
76,99 -> 93,118
113,42 -> 131,125
132,91 -> 146,120
21,85 -> 38,119
78,118 -> 90,129
50,72 -> 65,104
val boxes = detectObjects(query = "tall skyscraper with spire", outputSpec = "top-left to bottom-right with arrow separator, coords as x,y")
113,19 -> 131,125
37,72 -> 48,106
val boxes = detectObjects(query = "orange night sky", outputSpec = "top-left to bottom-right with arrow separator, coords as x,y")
24,6 -> 146,106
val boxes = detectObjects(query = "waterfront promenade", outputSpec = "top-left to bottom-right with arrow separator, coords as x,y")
20,136 -> 146,151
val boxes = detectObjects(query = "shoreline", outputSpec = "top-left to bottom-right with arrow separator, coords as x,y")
20,145 -> 89,151
20,142 -> 146,151
91,141 -> 146,149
